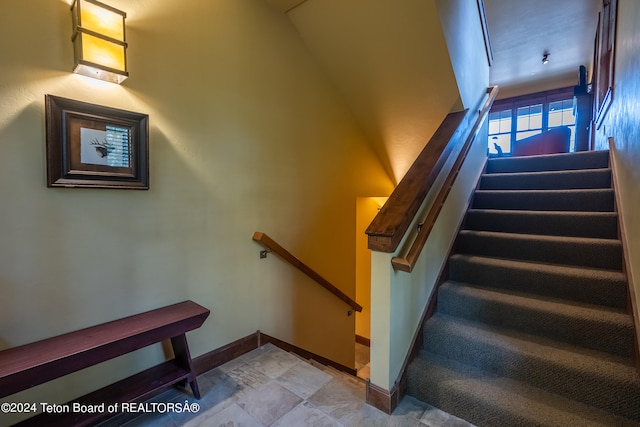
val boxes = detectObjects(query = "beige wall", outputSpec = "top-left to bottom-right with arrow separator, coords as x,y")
594,0 -> 640,350
355,197 -> 387,340
0,0 -> 393,420
436,0 -> 491,110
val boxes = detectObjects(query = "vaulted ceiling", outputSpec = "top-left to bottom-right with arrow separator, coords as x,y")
262,0 -> 603,180
483,0 -> 601,98
265,0 -> 462,183
267,0 -> 603,100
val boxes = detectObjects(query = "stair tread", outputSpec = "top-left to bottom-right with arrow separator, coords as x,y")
474,188 -> 613,194
438,279 -> 634,357
408,352 -> 640,427
463,209 -> 619,238
449,253 -> 626,278
466,208 -> 618,217
472,188 -> 614,212
421,314 -> 640,420
437,281 -> 633,357
426,312 -> 637,376
458,229 -> 621,245
456,229 -> 622,269
486,150 -> 610,174
479,168 -> 612,190
482,168 -> 611,178
449,253 -> 628,310
440,280 -> 631,323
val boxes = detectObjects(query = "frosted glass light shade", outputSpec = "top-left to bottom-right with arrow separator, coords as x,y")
71,0 -> 128,84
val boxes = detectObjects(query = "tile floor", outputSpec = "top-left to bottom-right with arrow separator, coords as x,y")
354,343 -> 370,381
99,343 -> 474,427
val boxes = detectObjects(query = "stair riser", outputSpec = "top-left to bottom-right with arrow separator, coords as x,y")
456,232 -> 622,270
448,257 -> 628,309
479,169 -> 611,190
472,190 -> 614,211
486,151 -> 610,174
422,324 -> 640,420
436,284 -> 634,357
463,210 -> 619,239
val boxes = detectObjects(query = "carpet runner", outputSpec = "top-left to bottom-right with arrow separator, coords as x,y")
406,150 -> 640,426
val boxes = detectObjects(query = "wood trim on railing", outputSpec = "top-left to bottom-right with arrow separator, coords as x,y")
392,86 -> 499,272
252,232 -> 362,313
365,110 -> 468,253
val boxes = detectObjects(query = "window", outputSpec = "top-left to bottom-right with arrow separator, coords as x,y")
516,104 -> 543,141
488,110 -> 512,155
487,87 -> 576,156
548,100 -> 576,150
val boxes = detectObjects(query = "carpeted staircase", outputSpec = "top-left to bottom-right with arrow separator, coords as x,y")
406,150 -> 640,427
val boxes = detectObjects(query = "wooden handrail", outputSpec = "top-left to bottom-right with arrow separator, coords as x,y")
252,232 -> 363,313
365,110 -> 468,252
392,86 -> 499,272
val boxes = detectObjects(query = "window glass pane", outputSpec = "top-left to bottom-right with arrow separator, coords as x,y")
549,100 -> 562,111
530,104 -> 543,115
517,115 -> 529,130
516,130 -> 542,141
489,110 -> 511,135
489,120 -> 500,134
548,99 -> 575,127
563,109 -> 576,125
548,110 -> 563,127
499,116 -> 511,133
516,104 -> 543,131
530,111 -> 542,129
489,134 -> 511,155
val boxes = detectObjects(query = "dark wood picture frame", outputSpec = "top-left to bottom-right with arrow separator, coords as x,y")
45,95 -> 149,189
593,0 -> 617,129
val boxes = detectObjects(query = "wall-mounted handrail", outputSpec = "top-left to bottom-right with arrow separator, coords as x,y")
365,110 -> 468,253
252,232 -> 363,314
392,86 -> 499,272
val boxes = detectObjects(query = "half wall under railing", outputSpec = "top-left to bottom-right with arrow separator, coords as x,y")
364,86 -> 498,413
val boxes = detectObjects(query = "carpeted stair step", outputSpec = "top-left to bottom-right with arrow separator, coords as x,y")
463,209 -> 619,239
420,314 -> 640,420
456,230 -> 622,270
408,150 -> 639,425
448,254 -> 628,309
436,282 -> 634,357
407,351 -> 640,427
472,188 -> 614,211
485,150 -> 610,174
479,168 -> 611,190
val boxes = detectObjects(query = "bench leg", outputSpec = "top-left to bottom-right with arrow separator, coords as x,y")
170,334 -> 201,399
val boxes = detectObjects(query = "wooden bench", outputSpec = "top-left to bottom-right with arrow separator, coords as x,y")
0,300 -> 210,426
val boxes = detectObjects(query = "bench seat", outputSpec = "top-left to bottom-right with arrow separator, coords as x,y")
0,300 -> 210,426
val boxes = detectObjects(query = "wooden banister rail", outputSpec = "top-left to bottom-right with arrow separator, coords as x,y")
366,87 -> 499,256
365,110 -> 468,253
392,86 -> 499,272
252,232 -> 362,314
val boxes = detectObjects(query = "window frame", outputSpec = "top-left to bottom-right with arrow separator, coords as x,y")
488,87 -> 575,156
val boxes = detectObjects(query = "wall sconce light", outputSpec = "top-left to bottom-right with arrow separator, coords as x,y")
542,52 -> 550,65
71,0 -> 128,84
